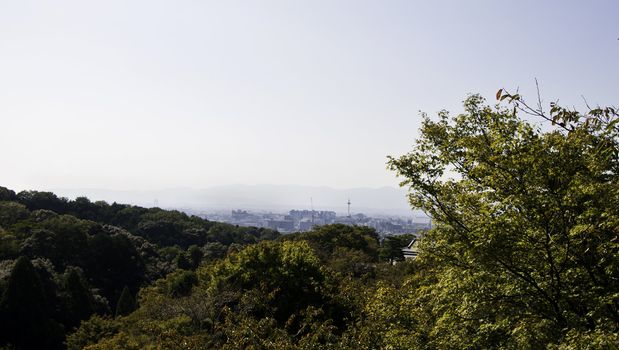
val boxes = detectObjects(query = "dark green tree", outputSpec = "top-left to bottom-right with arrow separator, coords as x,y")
0,202 -> 29,228
0,186 -> 17,201
203,241 -> 228,260
0,256 -> 63,349
115,286 -> 136,317
63,269 -> 95,327
176,252 -> 192,270
85,233 -> 145,303
17,190 -> 69,213
187,245 -> 203,269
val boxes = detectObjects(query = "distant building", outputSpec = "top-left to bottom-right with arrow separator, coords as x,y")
299,221 -> 315,231
231,210 -> 251,221
289,210 -> 336,223
401,238 -> 419,259
189,207 -> 431,236
266,220 -> 294,232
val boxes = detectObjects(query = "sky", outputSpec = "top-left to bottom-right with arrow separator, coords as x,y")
1,0 -> 618,192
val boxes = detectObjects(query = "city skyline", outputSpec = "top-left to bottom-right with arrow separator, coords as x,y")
44,183 -> 417,216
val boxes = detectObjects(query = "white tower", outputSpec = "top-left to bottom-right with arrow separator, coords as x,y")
347,198 -> 351,217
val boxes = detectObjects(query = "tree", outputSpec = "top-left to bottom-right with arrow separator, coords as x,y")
285,224 -> 380,263
17,190 -> 69,213
65,315 -> 119,350
0,187 -> 17,201
209,241 -> 330,325
203,241 -> 228,261
387,93 -> 619,347
187,245 -> 203,269
115,286 -> 136,317
175,252 -> 192,270
378,234 -> 415,263
0,202 -> 29,228
0,256 -> 63,349
167,270 -> 198,297
85,233 -> 145,303
63,269 -> 95,327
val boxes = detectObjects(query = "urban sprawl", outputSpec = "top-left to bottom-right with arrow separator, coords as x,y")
195,209 -> 431,235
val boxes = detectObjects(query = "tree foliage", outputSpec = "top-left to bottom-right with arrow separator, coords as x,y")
115,286 -> 136,318
0,256 -> 64,349
387,93 -> 619,347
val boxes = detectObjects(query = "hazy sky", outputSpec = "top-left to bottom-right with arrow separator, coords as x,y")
1,0 -> 617,191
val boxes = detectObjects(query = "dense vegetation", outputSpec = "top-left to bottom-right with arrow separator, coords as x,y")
0,189 -> 278,349
1,92 -> 617,349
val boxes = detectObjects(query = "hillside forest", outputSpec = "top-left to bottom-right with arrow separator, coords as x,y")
0,93 -> 617,349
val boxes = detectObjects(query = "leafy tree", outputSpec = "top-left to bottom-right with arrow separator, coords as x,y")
328,246 -> 375,278
0,187 -> 16,202
69,196 -> 99,221
115,286 -> 136,317
387,93 -> 619,347
17,190 -> 69,213
0,230 -> 19,260
187,245 -> 203,269
209,240 -> 330,325
285,224 -> 380,263
167,270 -> 198,297
0,202 -> 29,228
85,233 -> 145,304
175,252 -> 192,270
203,241 -> 228,261
65,315 -> 119,350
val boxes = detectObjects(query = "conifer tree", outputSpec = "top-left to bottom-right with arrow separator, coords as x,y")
115,286 -> 136,317
0,256 -> 63,349
64,269 -> 95,327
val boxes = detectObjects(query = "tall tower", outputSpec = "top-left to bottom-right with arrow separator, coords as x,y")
347,198 -> 351,218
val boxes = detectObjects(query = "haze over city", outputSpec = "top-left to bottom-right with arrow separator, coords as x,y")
1,1 -> 617,195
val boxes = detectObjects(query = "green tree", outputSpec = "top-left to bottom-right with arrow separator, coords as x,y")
175,252 -> 192,270
0,230 -> 19,260
0,256 -> 63,349
0,202 -> 29,228
17,190 -> 69,213
115,286 -> 136,317
387,93 -> 619,347
0,187 -> 17,201
285,224 -> 380,263
378,235 -> 414,263
65,315 -> 119,350
209,240 -> 330,325
187,245 -> 203,269
203,241 -> 228,260
167,270 -> 198,297
63,268 -> 95,327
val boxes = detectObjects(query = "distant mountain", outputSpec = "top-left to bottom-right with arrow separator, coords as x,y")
51,185 -> 418,216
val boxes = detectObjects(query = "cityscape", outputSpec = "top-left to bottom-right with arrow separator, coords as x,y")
189,207 -> 431,235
